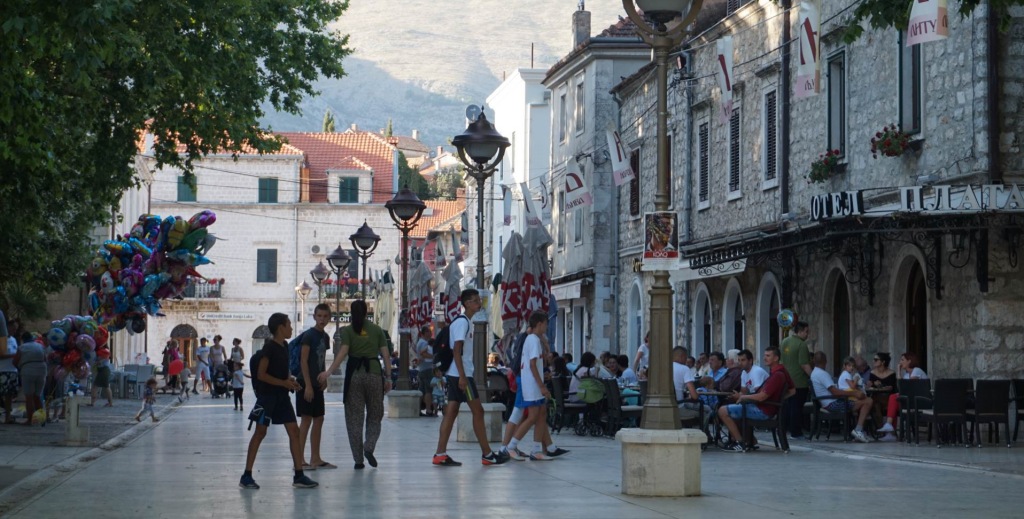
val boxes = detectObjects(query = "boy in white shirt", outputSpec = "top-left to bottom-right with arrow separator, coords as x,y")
504,311 -> 558,461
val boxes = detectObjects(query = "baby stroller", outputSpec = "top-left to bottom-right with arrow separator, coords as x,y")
572,378 -> 608,437
211,364 -> 231,398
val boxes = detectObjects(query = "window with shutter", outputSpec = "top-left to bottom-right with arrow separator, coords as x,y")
258,178 -> 279,203
339,177 -> 358,203
256,249 -> 278,283
899,33 -> 923,135
764,91 -> 778,183
177,175 -> 196,202
698,122 -> 709,205
729,109 -> 741,194
828,53 -> 846,155
629,149 -> 640,216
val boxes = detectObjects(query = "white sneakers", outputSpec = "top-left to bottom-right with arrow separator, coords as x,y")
851,429 -> 870,443
877,422 -> 895,433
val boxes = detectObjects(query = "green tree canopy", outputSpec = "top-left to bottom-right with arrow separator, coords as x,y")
837,0 -> 1016,42
397,151 -> 431,200
0,0 -> 352,298
429,166 -> 466,201
323,110 -> 337,133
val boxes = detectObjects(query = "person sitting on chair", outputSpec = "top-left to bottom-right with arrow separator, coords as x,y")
717,347 -> 794,453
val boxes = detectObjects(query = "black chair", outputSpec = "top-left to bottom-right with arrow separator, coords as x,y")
1013,379 -> 1024,443
896,379 -> 932,442
740,394 -> 791,453
915,378 -> 971,446
808,392 -> 854,442
486,371 -> 514,420
967,379 -> 1012,447
550,375 -> 586,434
602,379 -> 642,436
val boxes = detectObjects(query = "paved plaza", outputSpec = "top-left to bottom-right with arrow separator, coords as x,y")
1,394 -> 1023,518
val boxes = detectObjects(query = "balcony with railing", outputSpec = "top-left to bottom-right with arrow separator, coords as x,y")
182,278 -> 224,299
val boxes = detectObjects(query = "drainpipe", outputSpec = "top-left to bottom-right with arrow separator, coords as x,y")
612,91 -> 623,356
294,200 -> 300,327
987,7 -> 1001,183
780,0 -> 792,216
682,49 -> 695,350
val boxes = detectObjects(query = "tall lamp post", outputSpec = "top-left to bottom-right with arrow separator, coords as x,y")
349,221 -> 381,300
310,262 -> 331,304
326,246 -> 352,337
452,109 -> 509,400
295,281 -> 312,329
386,187 -> 426,391
623,0 -> 703,431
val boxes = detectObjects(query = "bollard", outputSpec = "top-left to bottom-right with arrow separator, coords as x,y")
65,396 -> 90,445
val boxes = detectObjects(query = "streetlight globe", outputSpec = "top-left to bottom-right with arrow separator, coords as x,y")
635,0 -> 693,23
295,281 -> 313,299
452,112 -> 510,169
386,186 -> 426,224
310,261 -> 330,283
350,220 -> 381,253
326,245 -> 351,272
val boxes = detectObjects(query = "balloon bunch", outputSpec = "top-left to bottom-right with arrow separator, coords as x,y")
86,211 -> 217,332
45,315 -> 111,382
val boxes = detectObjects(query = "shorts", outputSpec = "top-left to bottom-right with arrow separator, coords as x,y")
255,392 -> 297,425
0,372 -> 19,398
295,382 -> 326,418
725,403 -> 772,421
418,365 -> 434,395
432,394 -> 445,407
825,399 -> 854,413
94,366 -> 111,389
445,376 -> 479,404
197,363 -> 210,382
20,370 -> 46,399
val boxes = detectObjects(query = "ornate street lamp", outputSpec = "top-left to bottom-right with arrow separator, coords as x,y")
349,220 -> 381,299
452,109 -> 509,399
386,186 -> 426,391
310,261 -> 331,304
295,281 -> 312,329
326,245 -> 352,335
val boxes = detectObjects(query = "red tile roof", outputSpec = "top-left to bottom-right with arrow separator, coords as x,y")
410,200 -> 465,239
279,132 -> 397,204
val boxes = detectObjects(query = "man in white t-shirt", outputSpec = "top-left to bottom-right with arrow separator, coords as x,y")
193,338 -> 211,394
738,349 -> 769,394
504,311 -> 563,461
672,346 -> 709,426
433,289 -> 509,467
810,351 -> 873,443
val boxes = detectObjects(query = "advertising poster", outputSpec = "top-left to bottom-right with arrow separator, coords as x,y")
642,211 -> 679,271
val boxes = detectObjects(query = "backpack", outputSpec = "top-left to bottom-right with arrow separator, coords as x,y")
249,348 -> 266,396
287,332 -> 304,378
432,315 -> 468,373
509,332 -> 529,377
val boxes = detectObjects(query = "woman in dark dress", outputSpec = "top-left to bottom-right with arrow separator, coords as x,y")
868,352 -> 897,439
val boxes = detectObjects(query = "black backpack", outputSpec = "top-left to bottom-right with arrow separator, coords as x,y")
249,347 -> 267,396
432,315 -> 468,373
509,332 -> 529,376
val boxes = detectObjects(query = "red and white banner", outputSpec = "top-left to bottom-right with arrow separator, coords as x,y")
564,160 -> 593,209
795,0 -> 821,99
502,185 -> 512,226
606,129 -> 635,186
907,0 -> 948,46
519,181 -> 543,228
716,36 -> 734,122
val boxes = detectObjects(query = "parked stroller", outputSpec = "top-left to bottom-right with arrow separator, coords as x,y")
211,364 -> 231,398
572,378 -> 608,437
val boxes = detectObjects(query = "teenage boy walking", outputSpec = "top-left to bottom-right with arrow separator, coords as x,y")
432,289 -> 509,467
239,313 -> 318,489
505,311 -> 562,461
296,303 -> 336,470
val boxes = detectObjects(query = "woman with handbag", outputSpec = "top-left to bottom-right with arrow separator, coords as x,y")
321,299 -> 391,469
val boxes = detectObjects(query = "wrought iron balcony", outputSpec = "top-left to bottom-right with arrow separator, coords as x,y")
182,278 -> 223,299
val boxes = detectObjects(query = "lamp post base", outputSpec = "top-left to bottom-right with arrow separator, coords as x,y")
325,374 -> 344,394
455,402 -> 505,443
386,390 -> 422,418
617,428 -> 704,496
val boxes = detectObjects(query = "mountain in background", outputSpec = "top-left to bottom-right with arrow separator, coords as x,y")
260,0 -> 627,149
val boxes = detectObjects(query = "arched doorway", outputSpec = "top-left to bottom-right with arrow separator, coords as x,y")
252,325 -> 271,353
627,281 -> 644,362
693,284 -> 712,355
831,281 -> 851,377
755,274 -> 781,359
170,324 -> 198,369
722,280 -> 744,352
906,262 -> 928,372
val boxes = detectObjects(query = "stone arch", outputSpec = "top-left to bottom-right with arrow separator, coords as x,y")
252,325 -> 271,352
169,324 -> 198,369
754,272 -> 781,360
170,324 -> 198,339
888,246 -> 932,373
692,282 -> 713,356
626,278 -> 645,365
722,278 -> 745,353
820,258 -> 853,376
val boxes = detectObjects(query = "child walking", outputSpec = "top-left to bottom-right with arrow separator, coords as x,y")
135,378 -> 159,423
232,361 -> 248,411
430,367 -> 445,413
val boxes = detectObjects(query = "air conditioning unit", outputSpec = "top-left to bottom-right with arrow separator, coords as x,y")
310,244 -> 322,255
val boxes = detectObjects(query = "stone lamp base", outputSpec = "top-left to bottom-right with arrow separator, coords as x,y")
617,428 -> 705,497
386,390 -> 422,418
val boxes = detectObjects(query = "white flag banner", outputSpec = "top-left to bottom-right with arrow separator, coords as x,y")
537,179 -> 552,227
795,0 -> 821,99
519,181 -> 543,228
907,0 -> 949,46
716,36 -> 734,122
564,159 -> 593,209
502,184 -> 513,226
606,129 -> 635,186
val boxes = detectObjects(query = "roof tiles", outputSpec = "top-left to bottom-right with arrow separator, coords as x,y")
279,132 -> 397,204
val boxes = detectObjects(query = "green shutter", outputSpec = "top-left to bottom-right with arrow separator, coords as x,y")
257,249 -> 277,283
258,178 -> 278,203
339,177 -> 358,203
177,176 -> 196,202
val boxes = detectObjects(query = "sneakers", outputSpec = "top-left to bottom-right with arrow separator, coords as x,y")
432,454 -> 462,466
529,451 -> 552,461
506,448 -> 528,461
239,474 -> 260,489
481,451 -> 510,466
851,429 -> 870,443
546,447 -> 571,457
292,474 -> 318,488
720,441 -> 746,453
877,422 -> 895,433
878,433 -> 898,442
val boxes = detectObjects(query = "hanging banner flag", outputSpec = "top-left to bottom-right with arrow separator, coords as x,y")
606,128 -> 635,186
716,36 -> 734,122
907,0 -> 949,46
795,0 -> 821,98
537,179 -> 553,227
519,181 -> 544,228
564,159 -> 593,209
502,184 -> 513,226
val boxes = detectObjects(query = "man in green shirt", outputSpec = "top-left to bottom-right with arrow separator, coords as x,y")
780,321 -> 811,439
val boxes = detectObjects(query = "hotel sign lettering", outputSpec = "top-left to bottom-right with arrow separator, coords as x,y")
900,184 -> 1024,213
811,191 -> 864,221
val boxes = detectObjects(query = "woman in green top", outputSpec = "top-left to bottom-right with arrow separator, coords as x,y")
321,300 -> 391,469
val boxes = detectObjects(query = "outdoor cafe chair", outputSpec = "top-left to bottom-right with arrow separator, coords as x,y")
603,379 -> 642,435
808,391 -> 854,442
967,379 -> 1012,447
1013,379 -> 1024,442
915,378 -> 971,446
740,393 -> 791,453
896,379 -> 932,443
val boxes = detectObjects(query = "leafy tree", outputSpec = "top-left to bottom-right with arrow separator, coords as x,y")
397,151 -> 431,199
0,0 -> 352,299
323,110 -> 337,132
839,0 -> 1017,43
430,166 -> 467,201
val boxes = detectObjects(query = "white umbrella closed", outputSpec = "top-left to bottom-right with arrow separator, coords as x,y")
500,231 -> 525,340
376,269 -> 396,336
407,261 -> 434,331
441,260 -> 462,325
521,225 -> 553,323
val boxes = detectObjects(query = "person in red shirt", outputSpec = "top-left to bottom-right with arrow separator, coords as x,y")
717,347 -> 795,452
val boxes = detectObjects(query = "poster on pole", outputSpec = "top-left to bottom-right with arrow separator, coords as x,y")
642,212 -> 679,271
